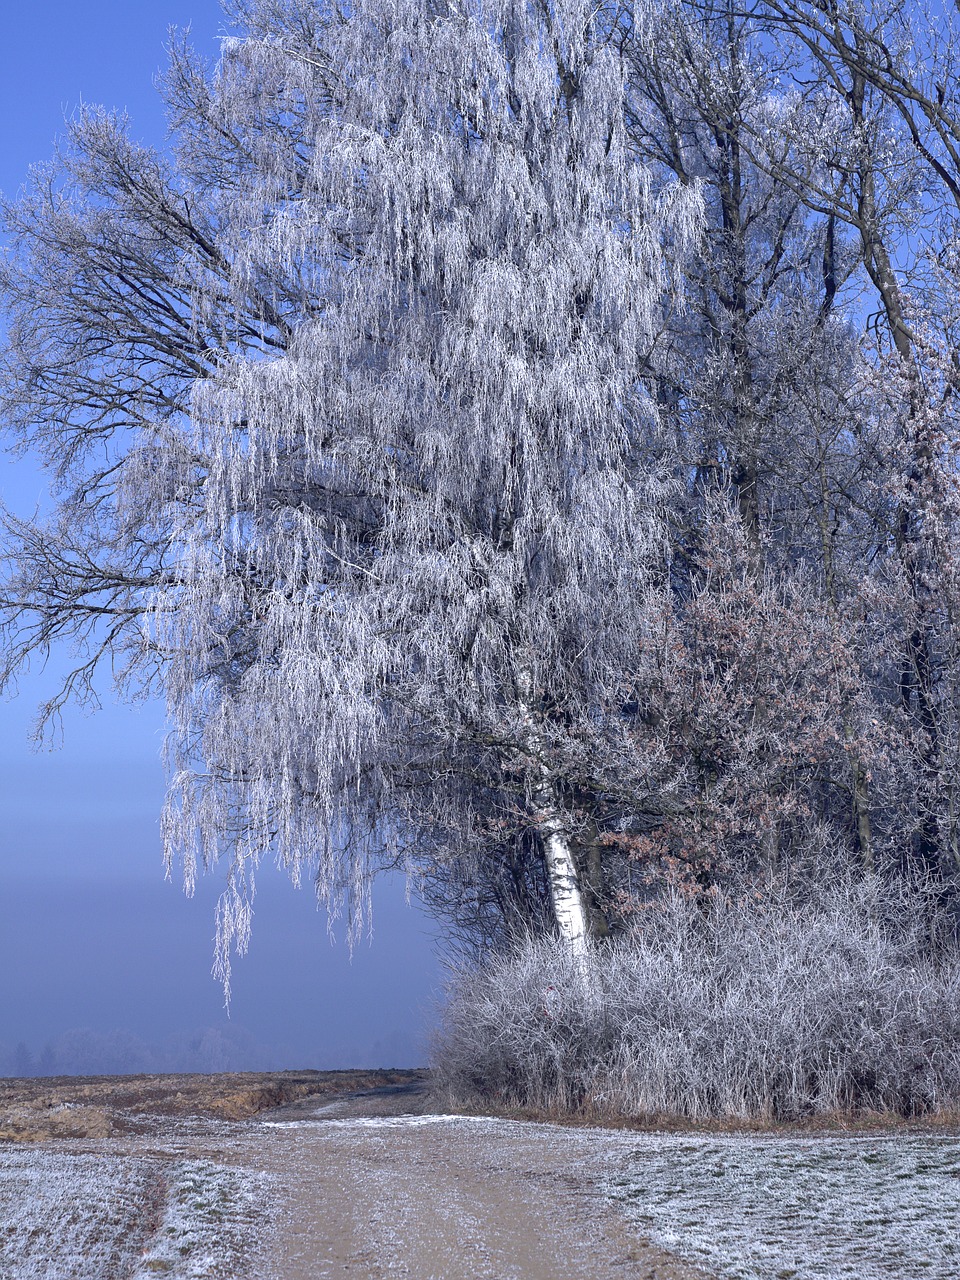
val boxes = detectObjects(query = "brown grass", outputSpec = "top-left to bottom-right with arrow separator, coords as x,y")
0,1068 -> 428,1141
7,1065 -> 952,1142
447,1095 -> 960,1136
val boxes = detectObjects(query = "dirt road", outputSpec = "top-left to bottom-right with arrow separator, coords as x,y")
240,1083 -> 713,1279
0,1075 -> 713,1278
4,1074 -> 955,1277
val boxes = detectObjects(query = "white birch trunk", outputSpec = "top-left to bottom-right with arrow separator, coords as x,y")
530,767 -> 590,957
518,667 -> 589,957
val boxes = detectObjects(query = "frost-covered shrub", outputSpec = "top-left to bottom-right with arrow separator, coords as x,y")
433,880 -> 960,1119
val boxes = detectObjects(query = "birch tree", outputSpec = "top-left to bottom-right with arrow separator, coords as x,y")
0,0 -> 699,973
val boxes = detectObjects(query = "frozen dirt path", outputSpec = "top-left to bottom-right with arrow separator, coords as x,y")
3,1079 -> 957,1278
241,1087 -> 713,1280
0,1079 -> 712,1279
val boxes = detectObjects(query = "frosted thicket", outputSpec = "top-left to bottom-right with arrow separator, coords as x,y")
434,879 -> 960,1118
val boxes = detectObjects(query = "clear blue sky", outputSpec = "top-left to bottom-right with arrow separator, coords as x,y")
0,1 -> 441,1073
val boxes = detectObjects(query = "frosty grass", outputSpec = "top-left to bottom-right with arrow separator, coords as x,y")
607,1134 -> 960,1280
0,1150 -> 268,1279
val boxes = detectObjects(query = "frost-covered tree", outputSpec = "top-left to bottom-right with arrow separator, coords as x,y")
608,0 -> 960,892
613,1 -> 888,883
0,0 -> 699,974
711,0 -> 960,879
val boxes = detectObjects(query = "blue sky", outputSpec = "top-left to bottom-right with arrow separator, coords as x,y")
0,1 -> 441,1072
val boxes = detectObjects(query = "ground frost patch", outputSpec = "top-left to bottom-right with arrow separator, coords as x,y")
260,1112 -> 487,1130
0,1149 -> 269,1279
130,1159 -> 271,1279
607,1134 -> 960,1280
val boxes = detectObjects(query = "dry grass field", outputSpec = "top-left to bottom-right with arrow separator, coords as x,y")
0,1068 -> 426,1142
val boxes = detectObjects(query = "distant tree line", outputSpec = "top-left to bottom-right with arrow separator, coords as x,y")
1,1027 -> 269,1077
0,1025 -> 419,1076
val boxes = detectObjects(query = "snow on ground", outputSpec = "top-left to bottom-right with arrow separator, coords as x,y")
130,1159 -> 272,1280
259,1112 -> 491,1129
606,1133 -> 960,1280
1,1119 -> 958,1278
0,1148 -> 270,1279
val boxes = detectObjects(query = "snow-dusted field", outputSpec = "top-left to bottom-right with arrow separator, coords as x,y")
1,1106 -> 958,1279
0,1147 -> 269,1279
607,1133 -> 960,1280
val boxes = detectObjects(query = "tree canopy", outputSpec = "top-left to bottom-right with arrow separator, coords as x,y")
4,0 -> 960,977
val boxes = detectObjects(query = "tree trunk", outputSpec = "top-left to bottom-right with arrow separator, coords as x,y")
817,457 -> 874,875
582,830 -> 611,939
517,667 -> 589,956
529,768 -> 589,957
848,49 -> 942,875
850,750 -> 874,874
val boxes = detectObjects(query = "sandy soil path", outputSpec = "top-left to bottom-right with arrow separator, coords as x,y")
0,1074 -> 714,1278
238,1084 -> 714,1280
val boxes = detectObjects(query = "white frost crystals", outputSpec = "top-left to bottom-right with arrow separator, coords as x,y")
146,0 -> 702,975
0,1149 -> 270,1280
607,1135 -> 960,1280
130,1160 -> 272,1280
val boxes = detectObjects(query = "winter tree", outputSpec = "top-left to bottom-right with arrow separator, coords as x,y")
745,0 -> 960,877
11,0 -> 960,984
602,0 -> 960,894
0,0 -> 700,975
